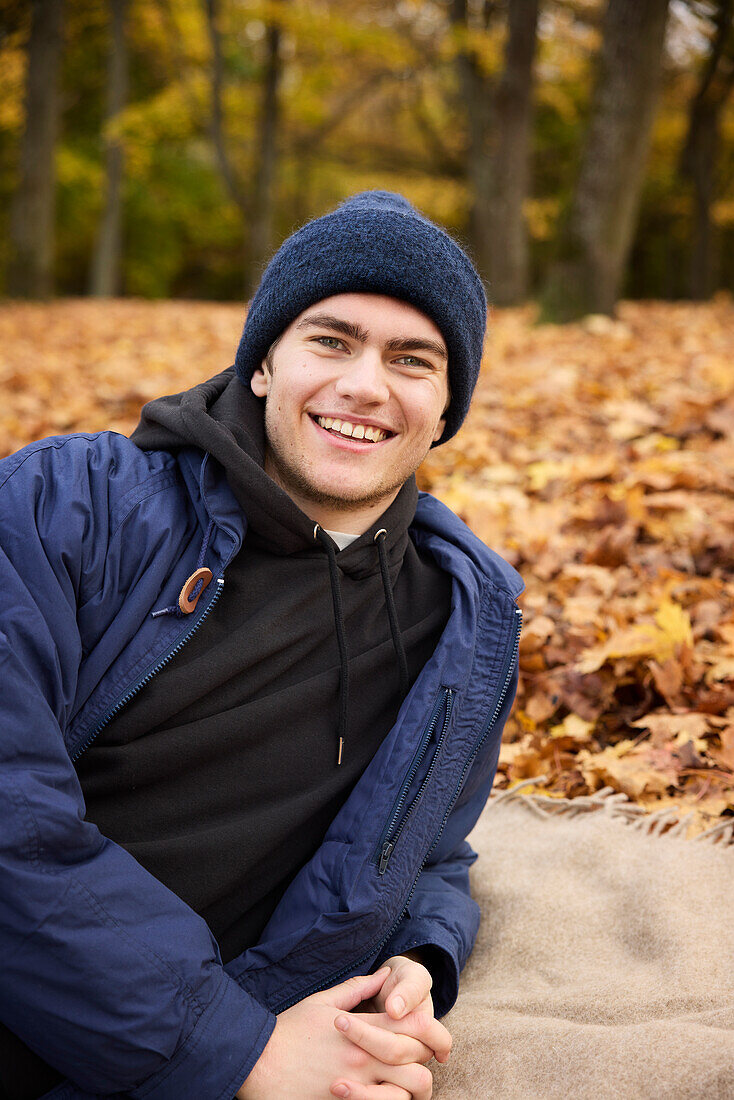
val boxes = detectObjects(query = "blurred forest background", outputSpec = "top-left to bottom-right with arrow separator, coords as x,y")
1,0 -> 733,317
2,0 -> 734,831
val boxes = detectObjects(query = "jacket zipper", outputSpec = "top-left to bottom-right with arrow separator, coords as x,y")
376,687 -> 453,875
426,605 -> 523,858
70,577 -> 225,762
271,604 -> 523,1015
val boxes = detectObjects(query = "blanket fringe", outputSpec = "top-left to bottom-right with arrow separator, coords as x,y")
489,777 -> 734,848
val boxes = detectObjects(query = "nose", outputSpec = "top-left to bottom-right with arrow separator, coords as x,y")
333,347 -> 390,406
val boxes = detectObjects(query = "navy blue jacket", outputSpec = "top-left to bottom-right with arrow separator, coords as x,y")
0,430 -> 523,1099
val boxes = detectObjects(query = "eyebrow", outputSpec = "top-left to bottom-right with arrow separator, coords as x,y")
384,335 -> 449,362
295,312 -> 448,363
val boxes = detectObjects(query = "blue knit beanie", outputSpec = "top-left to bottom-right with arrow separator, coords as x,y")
233,190 -> 487,444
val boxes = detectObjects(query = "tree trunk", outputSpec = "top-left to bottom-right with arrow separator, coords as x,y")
204,0 -> 285,296
540,0 -> 670,321
486,0 -> 539,305
89,0 -> 129,297
451,0 -> 539,305
679,0 -> 734,300
204,0 -> 248,217
8,0 -> 64,299
247,13 -> 283,298
451,0 -> 494,290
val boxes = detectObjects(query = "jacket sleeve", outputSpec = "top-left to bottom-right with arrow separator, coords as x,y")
375,659 -> 519,1018
0,437 -> 275,1099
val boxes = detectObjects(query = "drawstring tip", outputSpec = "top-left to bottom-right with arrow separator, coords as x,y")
337,737 -> 344,766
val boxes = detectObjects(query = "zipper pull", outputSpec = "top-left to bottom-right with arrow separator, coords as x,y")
379,841 -> 394,875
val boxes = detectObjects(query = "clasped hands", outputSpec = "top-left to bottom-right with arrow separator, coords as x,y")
237,954 -> 451,1099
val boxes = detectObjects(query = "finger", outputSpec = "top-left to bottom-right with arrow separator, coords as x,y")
398,1010 -> 452,1064
378,959 -> 432,1021
385,972 -> 431,1021
326,968 -> 392,1012
351,1008 -> 452,1065
330,1081 -> 412,1100
334,1013 -> 433,1065
331,1061 -> 433,1100
387,1060 -> 434,1100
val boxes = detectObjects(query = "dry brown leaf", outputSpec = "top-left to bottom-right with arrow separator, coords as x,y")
578,741 -> 680,799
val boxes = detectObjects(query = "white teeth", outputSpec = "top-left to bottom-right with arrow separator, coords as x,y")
364,426 -> 388,442
315,416 -> 388,442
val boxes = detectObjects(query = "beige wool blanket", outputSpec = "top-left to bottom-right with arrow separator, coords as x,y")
434,782 -> 734,1099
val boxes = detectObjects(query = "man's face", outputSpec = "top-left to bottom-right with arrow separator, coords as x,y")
250,293 -> 449,527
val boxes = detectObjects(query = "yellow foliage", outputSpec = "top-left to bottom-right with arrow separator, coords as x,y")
578,741 -> 677,800
577,601 -> 692,674
712,200 -> 734,227
524,198 -> 561,242
654,600 -> 693,650
56,148 -> 104,192
548,714 -> 594,743
536,83 -> 579,125
0,45 -> 25,134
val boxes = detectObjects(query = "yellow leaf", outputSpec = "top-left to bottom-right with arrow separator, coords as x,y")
654,600 -> 693,649
577,623 -> 666,673
578,741 -> 677,799
631,712 -> 710,741
577,602 -> 694,673
548,714 -> 594,743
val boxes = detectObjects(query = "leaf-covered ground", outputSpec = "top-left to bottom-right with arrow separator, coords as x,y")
2,298 -> 733,836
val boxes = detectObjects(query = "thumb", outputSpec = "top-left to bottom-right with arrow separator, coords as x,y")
324,967 -> 391,1011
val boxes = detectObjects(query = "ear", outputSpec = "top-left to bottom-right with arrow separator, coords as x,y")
250,361 -> 271,398
432,415 -> 446,443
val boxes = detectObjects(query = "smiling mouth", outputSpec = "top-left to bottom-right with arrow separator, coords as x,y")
312,415 -> 392,443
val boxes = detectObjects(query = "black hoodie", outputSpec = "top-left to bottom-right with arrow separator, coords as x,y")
75,369 -> 452,963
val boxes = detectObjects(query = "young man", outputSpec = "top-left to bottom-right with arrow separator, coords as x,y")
0,191 -> 523,1100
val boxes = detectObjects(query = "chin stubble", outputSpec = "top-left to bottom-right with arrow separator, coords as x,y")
265,445 -> 404,510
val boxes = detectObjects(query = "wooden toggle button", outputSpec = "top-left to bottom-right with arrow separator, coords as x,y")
178,567 -> 213,614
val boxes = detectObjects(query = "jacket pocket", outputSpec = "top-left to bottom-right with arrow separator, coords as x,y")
375,686 -> 454,875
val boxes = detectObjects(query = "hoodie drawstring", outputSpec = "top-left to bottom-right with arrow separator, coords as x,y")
373,529 -> 410,699
315,524 -> 410,766
315,526 -> 350,766
152,518 -> 216,619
